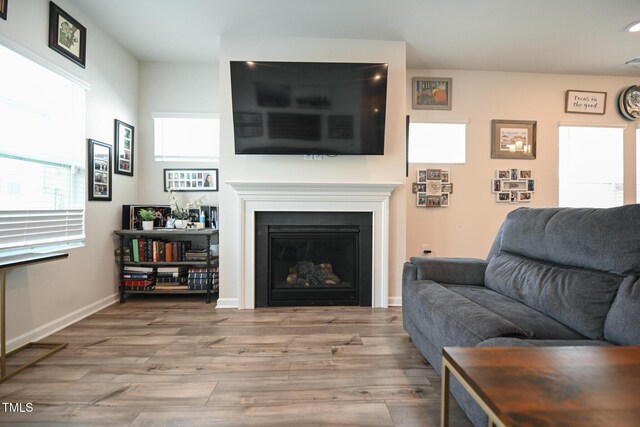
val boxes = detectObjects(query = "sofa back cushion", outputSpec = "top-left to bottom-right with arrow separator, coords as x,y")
485,251 -> 623,340
497,205 -> 640,276
604,277 -> 640,345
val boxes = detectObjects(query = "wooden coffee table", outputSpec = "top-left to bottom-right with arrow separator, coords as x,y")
441,345 -> 640,427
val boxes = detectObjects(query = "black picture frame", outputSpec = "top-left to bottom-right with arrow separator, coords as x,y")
114,119 -> 134,176
48,2 -> 86,68
88,139 -> 112,201
0,0 -> 8,21
163,168 -> 218,192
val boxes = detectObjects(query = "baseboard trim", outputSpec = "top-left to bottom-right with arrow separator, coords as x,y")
215,298 -> 239,309
7,293 -> 119,352
388,296 -> 402,307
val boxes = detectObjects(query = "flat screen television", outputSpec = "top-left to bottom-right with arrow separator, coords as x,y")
230,61 -> 388,155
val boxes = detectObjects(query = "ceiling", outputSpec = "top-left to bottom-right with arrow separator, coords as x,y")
69,0 -> 640,76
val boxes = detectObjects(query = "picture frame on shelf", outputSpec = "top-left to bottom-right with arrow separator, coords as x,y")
0,0 -> 7,21
121,205 -> 172,230
164,168 -> 218,192
412,77 -> 452,110
491,119 -> 537,160
88,139 -> 112,201
48,2 -> 86,68
114,119 -> 134,176
565,90 -> 606,115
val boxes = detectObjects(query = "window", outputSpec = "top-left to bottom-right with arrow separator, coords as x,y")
559,125 -> 623,208
408,122 -> 466,164
153,114 -> 220,161
0,43 -> 86,253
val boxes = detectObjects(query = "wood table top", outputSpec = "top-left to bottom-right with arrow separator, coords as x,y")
443,345 -> 640,427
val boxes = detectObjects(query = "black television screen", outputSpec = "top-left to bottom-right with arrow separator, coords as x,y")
230,61 -> 388,155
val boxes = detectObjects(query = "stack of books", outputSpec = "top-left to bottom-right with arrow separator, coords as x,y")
155,266 -> 189,291
184,248 -> 210,261
122,266 -> 155,290
188,263 -> 219,291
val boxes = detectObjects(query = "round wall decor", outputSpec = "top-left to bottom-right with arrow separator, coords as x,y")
618,85 -> 640,120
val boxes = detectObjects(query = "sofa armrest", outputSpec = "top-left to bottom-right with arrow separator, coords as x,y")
407,257 -> 488,286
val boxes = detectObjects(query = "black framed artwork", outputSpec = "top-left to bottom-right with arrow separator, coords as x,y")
0,0 -> 8,21
48,2 -> 86,68
163,168 -> 218,192
88,139 -> 112,201
114,119 -> 134,176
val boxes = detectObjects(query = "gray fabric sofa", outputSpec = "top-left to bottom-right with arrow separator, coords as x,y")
402,205 -> 640,427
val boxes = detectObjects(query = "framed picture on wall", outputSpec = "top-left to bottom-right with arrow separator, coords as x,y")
114,119 -> 134,176
88,139 -> 112,201
412,77 -> 452,110
490,119 -> 537,160
564,90 -> 606,115
163,168 -> 218,192
48,2 -> 86,68
0,0 -> 8,21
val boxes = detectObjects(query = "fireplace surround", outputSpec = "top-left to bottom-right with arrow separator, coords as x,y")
226,181 -> 400,309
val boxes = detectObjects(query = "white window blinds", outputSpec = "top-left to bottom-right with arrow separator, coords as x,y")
558,125 -> 623,208
0,42 -> 86,252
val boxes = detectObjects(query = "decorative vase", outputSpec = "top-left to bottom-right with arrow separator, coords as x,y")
142,221 -> 154,230
174,219 -> 188,229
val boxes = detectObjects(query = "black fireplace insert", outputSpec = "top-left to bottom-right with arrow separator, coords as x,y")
255,211 -> 372,307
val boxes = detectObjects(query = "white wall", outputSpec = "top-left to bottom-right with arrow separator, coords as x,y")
406,69 -> 638,260
218,36 -> 407,307
137,62 -> 219,206
0,0 -> 139,350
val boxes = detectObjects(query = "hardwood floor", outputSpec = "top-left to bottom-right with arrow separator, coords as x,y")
0,296 -> 471,426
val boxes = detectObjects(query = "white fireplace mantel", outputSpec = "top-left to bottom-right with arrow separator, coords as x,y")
227,181 -> 401,309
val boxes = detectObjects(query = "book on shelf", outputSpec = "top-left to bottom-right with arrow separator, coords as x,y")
114,247 -> 131,263
155,283 -> 189,291
123,278 -> 156,287
189,277 -> 219,291
123,273 -> 153,279
124,266 -> 154,273
131,238 -> 139,262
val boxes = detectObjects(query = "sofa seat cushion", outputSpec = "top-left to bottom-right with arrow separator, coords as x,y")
604,276 -> 640,345
444,284 -> 585,340
477,337 -> 612,348
485,251 -> 623,340
404,280 -> 528,351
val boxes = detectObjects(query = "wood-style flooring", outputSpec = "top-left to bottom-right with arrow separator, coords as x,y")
0,296 -> 471,426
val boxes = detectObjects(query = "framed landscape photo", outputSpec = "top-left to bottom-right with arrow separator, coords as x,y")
491,120 -> 537,160
88,139 -> 112,201
0,0 -> 7,21
412,77 -> 452,110
48,2 -> 86,68
164,168 -> 218,192
565,90 -> 606,115
114,119 -> 134,176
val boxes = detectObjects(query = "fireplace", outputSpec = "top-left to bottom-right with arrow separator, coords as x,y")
255,211 -> 372,307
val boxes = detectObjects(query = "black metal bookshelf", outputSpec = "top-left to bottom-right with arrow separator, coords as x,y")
113,229 -> 218,303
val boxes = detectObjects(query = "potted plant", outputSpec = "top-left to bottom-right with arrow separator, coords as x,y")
168,190 -> 204,229
139,209 -> 156,230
